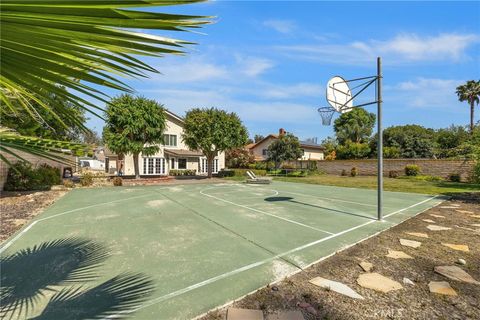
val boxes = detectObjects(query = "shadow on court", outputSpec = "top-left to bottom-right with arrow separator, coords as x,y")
0,238 -> 154,320
264,196 -> 375,220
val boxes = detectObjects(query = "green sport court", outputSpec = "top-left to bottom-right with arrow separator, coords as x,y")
0,181 -> 444,319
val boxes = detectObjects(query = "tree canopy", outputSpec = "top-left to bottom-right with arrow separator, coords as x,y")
267,133 -> 303,168
333,108 -> 376,145
103,95 -> 166,178
183,108 -> 248,178
456,80 -> 480,133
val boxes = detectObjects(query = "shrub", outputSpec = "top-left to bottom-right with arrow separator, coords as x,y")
80,172 -> 94,186
63,179 -> 75,188
225,148 -> 254,168
448,173 -> 461,183
169,169 -> 196,176
341,169 -> 348,176
287,170 -> 307,177
112,177 -> 123,186
37,164 -> 61,186
217,169 -> 235,178
247,163 -> 257,169
350,167 -> 358,177
471,162 -> 480,184
4,162 -> 61,191
388,170 -> 399,178
405,164 -> 420,176
4,162 -> 40,191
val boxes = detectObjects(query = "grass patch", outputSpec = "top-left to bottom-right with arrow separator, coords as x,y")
273,175 -> 480,195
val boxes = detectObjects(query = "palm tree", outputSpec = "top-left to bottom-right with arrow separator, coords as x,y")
456,80 -> 480,134
0,0 -> 209,163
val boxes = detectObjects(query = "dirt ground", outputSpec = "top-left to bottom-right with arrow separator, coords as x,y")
201,194 -> 480,320
0,189 -> 68,242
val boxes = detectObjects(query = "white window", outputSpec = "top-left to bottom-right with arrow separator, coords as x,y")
200,158 -> 218,174
163,134 -> 177,147
143,157 -> 165,175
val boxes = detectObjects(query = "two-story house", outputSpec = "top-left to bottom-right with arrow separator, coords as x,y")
104,110 -> 225,176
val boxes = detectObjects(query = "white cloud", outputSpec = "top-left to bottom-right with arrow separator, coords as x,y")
276,33 -> 479,65
236,55 -> 275,77
152,58 -> 228,83
386,78 -> 465,109
261,83 -> 324,99
263,19 -> 296,34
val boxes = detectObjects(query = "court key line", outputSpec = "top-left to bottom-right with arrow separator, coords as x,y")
119,194 -> 440,317
200,187 -> 335,235
0,193 -> 155,254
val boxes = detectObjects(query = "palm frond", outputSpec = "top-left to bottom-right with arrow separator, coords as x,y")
0,0 -> 210,124
0,127 -> 91,165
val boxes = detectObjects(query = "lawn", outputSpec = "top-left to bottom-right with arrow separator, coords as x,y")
271,175 -> 480,195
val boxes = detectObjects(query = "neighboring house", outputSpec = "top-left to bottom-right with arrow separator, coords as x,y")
247,128 -> 325,161
105,110 -> 225,176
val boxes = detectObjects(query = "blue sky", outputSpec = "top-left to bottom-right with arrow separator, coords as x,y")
87,1 -> 480,142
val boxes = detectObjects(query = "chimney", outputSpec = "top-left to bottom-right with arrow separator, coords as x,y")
279,128 -> 286,136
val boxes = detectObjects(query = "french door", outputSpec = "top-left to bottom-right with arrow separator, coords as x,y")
142,157 -> 165,175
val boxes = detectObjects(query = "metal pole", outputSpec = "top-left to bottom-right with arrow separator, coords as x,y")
377,57 -> 383,220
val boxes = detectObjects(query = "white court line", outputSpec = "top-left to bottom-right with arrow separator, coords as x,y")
122,194 -> 440,316
279,190 -> 377,207
0,193 -> 155,254
200,187 -> 334,235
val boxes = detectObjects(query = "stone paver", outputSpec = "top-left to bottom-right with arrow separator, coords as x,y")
455,210 -> 474,214
403,277 -> 415,285
405,232 -> 429,238
359,261 -> 373,272
470,215 -> 480,219
472,224 -> 480,227
430,214 -> 445,219
440,206 -> 459,209
309,277 -> 364,299
428,281 -> 457,296
386,249 -> 413,259
267,311 -> 304,320
228,308 -> 264,320
399,238 -> 422,248
427,225 -> 451,231
422,219 -> 436,223
357,273 -> 403,293
434,266 -> 480,284
441,243 -> 469,252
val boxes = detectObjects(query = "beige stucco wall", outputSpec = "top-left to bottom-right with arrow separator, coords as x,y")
112,113 -> 225,176
301,147 -> 324,160
250,137 -> 276,160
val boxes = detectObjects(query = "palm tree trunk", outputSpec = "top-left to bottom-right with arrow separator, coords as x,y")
133,153 -> 140,179
470,99 -> 475,134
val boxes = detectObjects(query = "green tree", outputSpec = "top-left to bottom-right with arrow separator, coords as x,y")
336,141 -> 371,159
456,80 -> 480,134
435,125 -> 470,158
225,148 -> 254,168
254,134 -> 265,143
183,108 -> 248,178
103,95 -> 166,179
0,0 -> 208,164
267,133 -> 303,169
333,108 -> 376,145
376,125 -> 435,158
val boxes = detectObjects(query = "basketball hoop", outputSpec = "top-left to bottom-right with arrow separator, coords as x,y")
317,106 -> 336,126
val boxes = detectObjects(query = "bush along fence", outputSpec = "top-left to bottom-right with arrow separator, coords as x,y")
286,159 -> 477,182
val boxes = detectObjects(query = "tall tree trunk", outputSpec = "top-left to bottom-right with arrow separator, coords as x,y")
207,155 -> 214,178
133,152 -> 140,179
470,99 -> 475,134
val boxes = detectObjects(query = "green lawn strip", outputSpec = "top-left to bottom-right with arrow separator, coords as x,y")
272,175 -> 480,195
